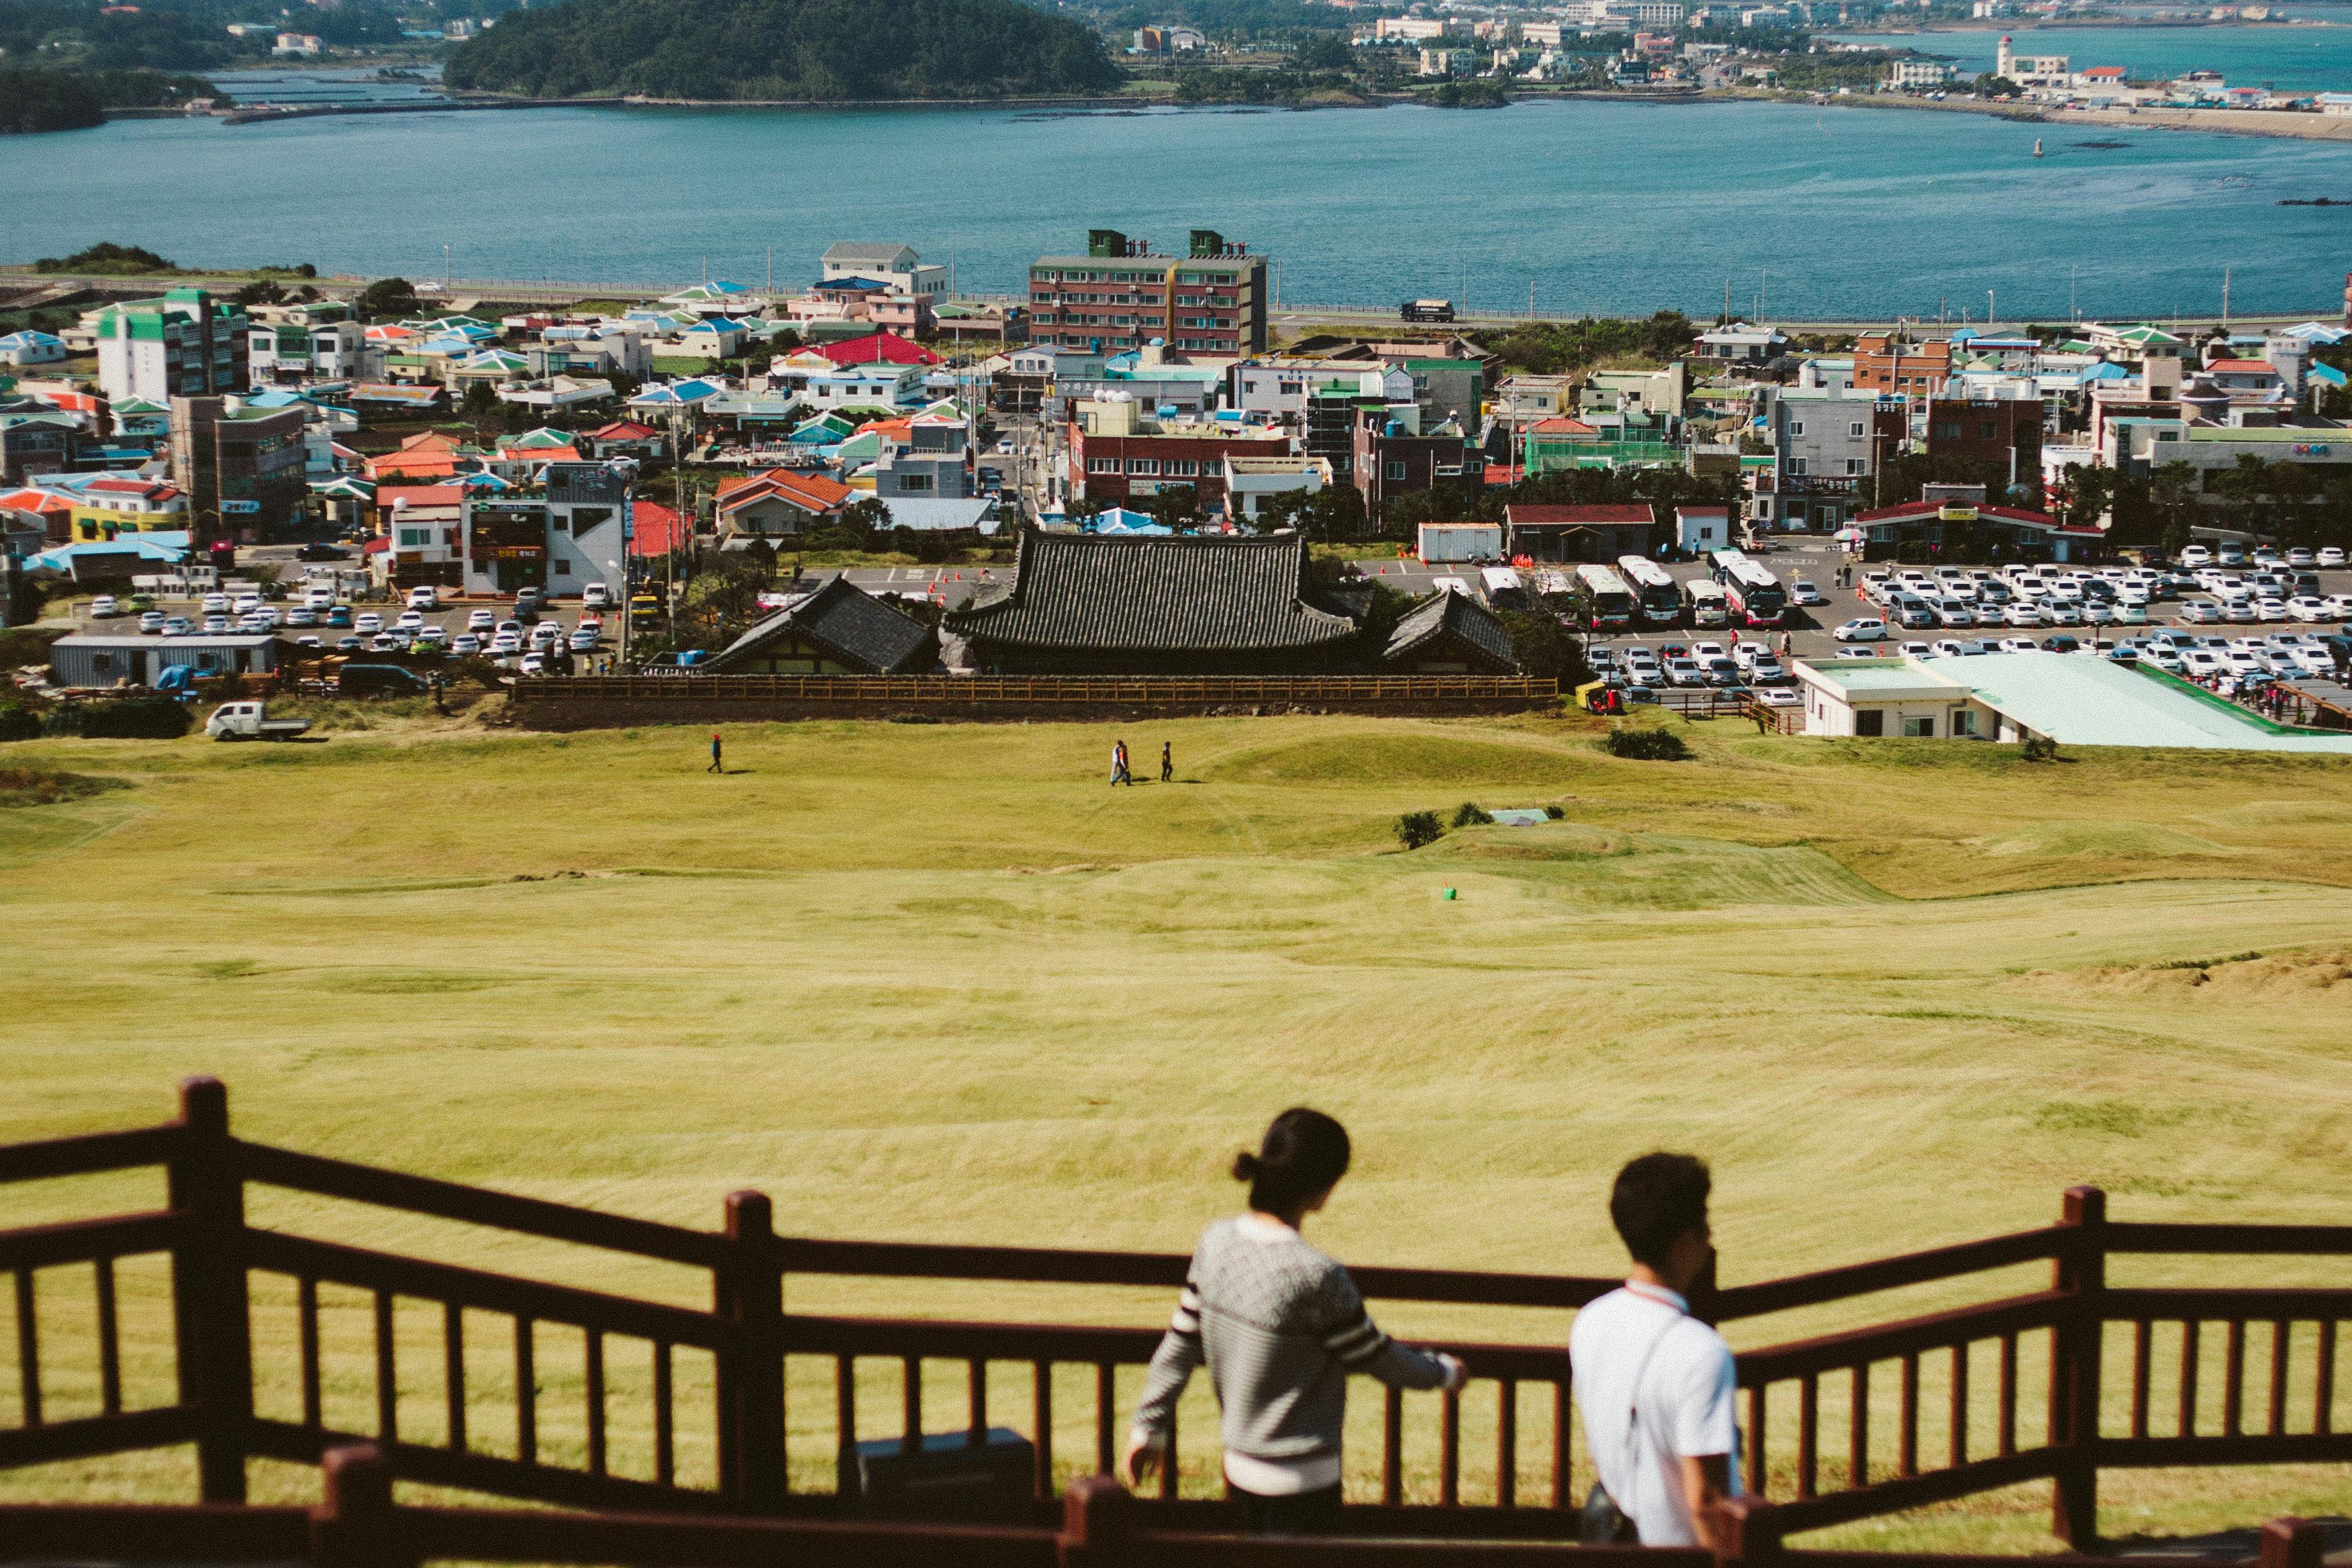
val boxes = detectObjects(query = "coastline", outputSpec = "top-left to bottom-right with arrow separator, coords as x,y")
1811,88 -> 2352,142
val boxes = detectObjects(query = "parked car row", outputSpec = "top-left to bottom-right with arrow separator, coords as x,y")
1587,640 -> 1791,692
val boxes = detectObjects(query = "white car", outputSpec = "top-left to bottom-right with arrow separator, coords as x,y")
1834,617 -> 1890,642
1663,658 -> 1707,687
2180,649 -> 2226,677
286,607 -> 318,628
202,593 -> 231,615
205,615 -> 232,634
232,593 -> 262,616
2288,646 -> 2337,675
138,611 -> 166,634
2114,605 -> 2148,625
2316,547 -> 2346,568
1753,687 -> 1801,707
530,622 -> 563,648
395,609 -> 426,632
418,625 -> 450,646
2285,596 -> 2329,622
2003,603 -> 2045,628
468,608 -> 497,632
569,628 -> 601,652
89,594 -> 120,618
2047,603 -> 2083,626
1692,640 -> 1728,661
2324,595 -> 2352,619
304,587 -> 336,610
1997,638 -> 2041,654
583,583 -> 614,609
355,612 -> 383,634
519,652 -> 547,677
2081,603 -> 2114,626
489,632 -> 522,655
370,634 -> 403,652
451,634 -> 482,656
1791,579 -> 1822,605
2179,545 -> 2214,567
2253,598 -> 2290,622
406,586 -> 440,610
2181,600 -> 2223,624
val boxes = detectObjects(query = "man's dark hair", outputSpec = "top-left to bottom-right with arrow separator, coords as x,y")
1610,1153 -> 1712,1269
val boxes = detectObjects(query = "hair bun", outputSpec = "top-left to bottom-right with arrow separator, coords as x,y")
1231,1150 -> 1260,1182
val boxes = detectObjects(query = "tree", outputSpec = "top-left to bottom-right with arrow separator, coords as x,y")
1293,32 -> 1352,70
1496,609 -> 1589,685
461,381 -> 499,421
2051,462 -> 2116,532
1148,485 -> 1203,532
2149,460 -> 2200,553
357,277 -> 419,320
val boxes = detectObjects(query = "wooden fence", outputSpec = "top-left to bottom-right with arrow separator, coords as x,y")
3,1081 -> 2348,1559
511,674 -> 1561,707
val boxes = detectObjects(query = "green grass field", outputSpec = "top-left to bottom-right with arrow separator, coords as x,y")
3,709 -> 2350,1548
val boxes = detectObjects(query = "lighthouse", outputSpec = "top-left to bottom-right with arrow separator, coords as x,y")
1996,33 -> 2014,80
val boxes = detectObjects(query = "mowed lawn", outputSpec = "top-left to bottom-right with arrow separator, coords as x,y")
3,712 -> 2351,1547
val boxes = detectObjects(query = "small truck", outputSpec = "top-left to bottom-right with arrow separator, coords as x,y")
204,701 -> 311,742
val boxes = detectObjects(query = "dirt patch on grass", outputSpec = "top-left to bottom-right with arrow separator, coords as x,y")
0,767 -> 126,808
2022,946 -> 2352,997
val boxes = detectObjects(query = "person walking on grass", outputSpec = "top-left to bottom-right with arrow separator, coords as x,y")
1570,1153 -> 1740,1549
707,731 -> 723,774
1126,1110 -> 1466,1536
1111,739 -> 1133,786
1161,741 -> 1173,783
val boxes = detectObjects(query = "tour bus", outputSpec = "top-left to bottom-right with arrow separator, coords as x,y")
1724,558 -> 1787,628
1480,565 -> 1528,608
1572,562 -> 1638,631
1707,547 -> 1752,584
1683,577 -> 1731,628
1616,555 -> 1683,626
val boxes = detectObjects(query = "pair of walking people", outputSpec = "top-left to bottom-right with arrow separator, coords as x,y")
1110,740 -> 1173,786
1128,1112 -> 1736,1543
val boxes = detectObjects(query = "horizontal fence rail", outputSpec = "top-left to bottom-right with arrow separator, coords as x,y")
513,675 -> 1561,704
1,1082 -> 2348,1551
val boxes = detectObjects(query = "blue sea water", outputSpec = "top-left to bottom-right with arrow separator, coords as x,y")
9,91 -> 2352,320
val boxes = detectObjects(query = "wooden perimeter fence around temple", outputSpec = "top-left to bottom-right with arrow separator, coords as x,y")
504,674 -> 1563,726
3,1081 -> 2348,1567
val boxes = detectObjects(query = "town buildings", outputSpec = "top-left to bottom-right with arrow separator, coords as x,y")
1028,229 -> 1269,356
92,290 -> 250,402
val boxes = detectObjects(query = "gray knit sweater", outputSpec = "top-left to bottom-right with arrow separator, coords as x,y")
1130,1216 -> 1453,1471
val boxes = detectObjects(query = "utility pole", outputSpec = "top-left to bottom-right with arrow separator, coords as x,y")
2222,265 -> 2231,328
443,242 -> 451,289
765,246 -> 773,295
1988,288 -> 1996,327
2069,264 -> 2077,324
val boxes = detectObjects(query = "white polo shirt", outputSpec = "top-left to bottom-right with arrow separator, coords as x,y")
1567,1282 -> 1741,1547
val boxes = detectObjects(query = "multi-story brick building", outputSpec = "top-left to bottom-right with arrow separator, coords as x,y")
1067,402 -> 1288,511
1029,229 -> 1268,356
93,289 -> 250,403
1922,385 -> 2045,496
1853,333 -> 1953,398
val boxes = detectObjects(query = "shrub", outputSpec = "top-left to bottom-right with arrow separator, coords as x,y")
1605,728 -> 1690,761
2020,735 -> 2059,763
1395,811 -> 1444,850
1544,804 -> 1567,820
1451,801 -> 1494,828
46,697 -> 193,740
0,705 -> 41,744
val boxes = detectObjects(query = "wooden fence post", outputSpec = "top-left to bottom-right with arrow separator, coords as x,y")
1057,1474 -> 1134,1568
167,1076 -> 251,1504
310,1442 -> 409,1568
1715,1496 -> 1783,1568
715,1190 -> 787,1510
2259,1518 -> 2326,1568
2050,1185 -> 2107,1550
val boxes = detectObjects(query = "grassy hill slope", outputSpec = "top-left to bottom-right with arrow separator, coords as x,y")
2,712 -> 2349,1542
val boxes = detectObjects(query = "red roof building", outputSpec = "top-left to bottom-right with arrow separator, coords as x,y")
1502,503 -> 1656,562
816,332 -> 941,368
626,500 -> 685,556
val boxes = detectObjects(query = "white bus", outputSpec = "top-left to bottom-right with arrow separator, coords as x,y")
1616,555 -> 1683,626
1683,578 -> 1730,628
1724,559 -> 1787,628
1572,563 -> 1638,631
1708,547 -> 1752,584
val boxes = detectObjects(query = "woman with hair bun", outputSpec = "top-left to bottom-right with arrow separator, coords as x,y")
1125,1108 -> 1467,1536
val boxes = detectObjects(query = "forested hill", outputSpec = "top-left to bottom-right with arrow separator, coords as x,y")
442,0 -> 1122,99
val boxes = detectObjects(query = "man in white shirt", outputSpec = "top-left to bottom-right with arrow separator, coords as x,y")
1569,1153 -> 1741,1548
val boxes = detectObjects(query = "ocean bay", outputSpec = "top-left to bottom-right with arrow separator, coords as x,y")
8,94 -> 2352,318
